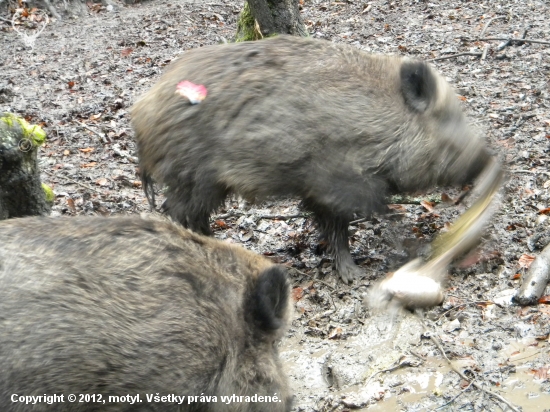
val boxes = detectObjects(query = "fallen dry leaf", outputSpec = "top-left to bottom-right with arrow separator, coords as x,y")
530,366 -> 549,380
66,198 -> 76,213
518,254 -> 536,269
420,200 -> 436,212
387,204 -> 407,212
328,327 -> 343,340
459,379 -> 471,389
213,220 -> 227,229
292,287 -> 304,301
441,193 -> 453,203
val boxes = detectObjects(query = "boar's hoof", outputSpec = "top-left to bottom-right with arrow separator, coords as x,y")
337,261 -> 363,284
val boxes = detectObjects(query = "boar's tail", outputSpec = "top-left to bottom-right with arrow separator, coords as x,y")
250,266 -> 290,332
141,170 -> 156,210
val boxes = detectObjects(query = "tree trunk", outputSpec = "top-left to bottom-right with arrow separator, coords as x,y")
0,114 -> 52,220
237,0 -> 308,41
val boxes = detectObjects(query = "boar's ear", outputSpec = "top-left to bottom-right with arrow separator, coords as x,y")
250,266 -> 290,332
400,61 -> 437,113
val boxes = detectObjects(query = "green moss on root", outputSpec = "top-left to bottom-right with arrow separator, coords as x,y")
42,183 -> 55,204
0,113 -> 46,147
235,2 -> 262,42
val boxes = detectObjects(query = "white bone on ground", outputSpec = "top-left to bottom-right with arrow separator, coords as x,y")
372,258 -> 445,309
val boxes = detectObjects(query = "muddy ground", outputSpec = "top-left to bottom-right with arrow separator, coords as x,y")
1,0 -> 550,410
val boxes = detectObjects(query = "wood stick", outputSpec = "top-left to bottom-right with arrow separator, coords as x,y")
428,52 -> 483,62
479,37 -> 550,46
479,16 -> 507,38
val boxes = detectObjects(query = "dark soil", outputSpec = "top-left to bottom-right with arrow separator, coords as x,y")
1,0 -> 550,411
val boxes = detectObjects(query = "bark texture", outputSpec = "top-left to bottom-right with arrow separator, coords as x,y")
237,0 -> 307,41
0,114 -> 51,220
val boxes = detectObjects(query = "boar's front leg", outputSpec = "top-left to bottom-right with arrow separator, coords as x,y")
306,201 -> 362,283
163,175 -> 228,236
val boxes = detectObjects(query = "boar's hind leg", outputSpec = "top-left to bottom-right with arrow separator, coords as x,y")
306,202 -> 362,284
163,180 -> 228,236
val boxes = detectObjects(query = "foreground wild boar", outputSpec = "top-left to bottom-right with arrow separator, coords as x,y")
132,35 -> 492,283
0,216 -> 291,412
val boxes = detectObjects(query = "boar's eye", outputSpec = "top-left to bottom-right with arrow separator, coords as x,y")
400,61 -> 437,113
250,266 -> 290,331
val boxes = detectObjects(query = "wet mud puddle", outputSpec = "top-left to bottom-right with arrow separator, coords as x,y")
280,311 -> 550,411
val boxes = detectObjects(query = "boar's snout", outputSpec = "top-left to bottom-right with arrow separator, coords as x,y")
436,129 -> 492,188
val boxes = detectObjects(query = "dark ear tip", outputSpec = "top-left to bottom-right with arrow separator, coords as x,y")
400,60 -> 437,113
400,60 -> 431,85
251,266 -> 290,332
400,60 -> 428,74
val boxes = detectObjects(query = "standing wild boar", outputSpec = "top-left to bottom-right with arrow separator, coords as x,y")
0,216 -> 291,412
131,35 -> 492,283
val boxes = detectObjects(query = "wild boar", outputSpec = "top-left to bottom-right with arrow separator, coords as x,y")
0,216 -> 291,412
131,35 -> 492,283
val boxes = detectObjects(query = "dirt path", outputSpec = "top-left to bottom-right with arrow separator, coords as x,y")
1,0 -> 550,410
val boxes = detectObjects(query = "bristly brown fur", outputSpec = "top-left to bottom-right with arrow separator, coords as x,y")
131,35 -> 492,283
0,215 -> 292,412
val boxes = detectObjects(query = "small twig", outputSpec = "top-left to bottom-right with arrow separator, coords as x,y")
435,379 -> 476,410
520,27 -> 530,45
350,217 -> 368,225
364,365 -> 400,387
481,44 -> 489,61
216,210 -> 243,219
0,16 -> 12,23
479,16 -> 507,38
423,322 -> 521,412
502,113 -> 535,136
511,169 -> 550,176
436,300 -> 495,321
409,350 -> 426,361
508,351 -> 542,363
293,268 -> 336,290
496,39 -> 512,51
479,37 -> 550,46
257,213 -> 307,221
429,52 -> 483,62
350,210 -> 432,226
328,293 -> 337,311
361,4 -> 372,14
365,356 -> 423,387
43,169 -> 102,193
73,120 -> 108,144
